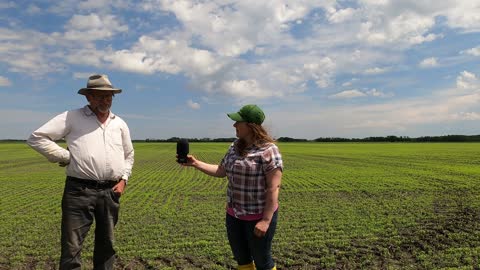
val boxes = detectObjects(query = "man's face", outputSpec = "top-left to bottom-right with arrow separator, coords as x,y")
86,90 -> 114,114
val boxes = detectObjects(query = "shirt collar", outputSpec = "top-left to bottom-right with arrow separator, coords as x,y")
82,105 -> 116,119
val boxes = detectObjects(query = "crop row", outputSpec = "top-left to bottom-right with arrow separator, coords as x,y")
1,142 -> 480,269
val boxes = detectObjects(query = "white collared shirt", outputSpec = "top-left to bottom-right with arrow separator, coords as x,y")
27,105 -> 134,181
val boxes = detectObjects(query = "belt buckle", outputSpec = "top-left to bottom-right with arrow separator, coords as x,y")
102,180 -> 117,189
94,180 -> 107,189
98,180 -> 111,189
95,181 -> 102,189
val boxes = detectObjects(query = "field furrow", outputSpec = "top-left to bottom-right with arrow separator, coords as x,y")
1,142 -> 480,269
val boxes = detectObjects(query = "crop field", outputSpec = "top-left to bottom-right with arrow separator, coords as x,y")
1,142 -> 480,269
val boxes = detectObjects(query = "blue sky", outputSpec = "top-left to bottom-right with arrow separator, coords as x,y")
0,0 -> 479,140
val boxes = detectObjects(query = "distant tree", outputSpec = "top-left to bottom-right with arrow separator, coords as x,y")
314,137 -> 352,142
86,134 -> 480,144
277,137 -> 308,142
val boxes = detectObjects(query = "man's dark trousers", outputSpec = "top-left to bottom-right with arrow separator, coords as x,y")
60,177 -> 120,270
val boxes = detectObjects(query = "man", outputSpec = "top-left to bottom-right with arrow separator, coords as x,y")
27,74 -> 134,270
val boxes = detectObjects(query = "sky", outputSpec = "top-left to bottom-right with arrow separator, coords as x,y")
0,0 -> 479,140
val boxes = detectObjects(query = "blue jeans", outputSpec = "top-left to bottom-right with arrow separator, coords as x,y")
60,177 -> 120,270
226,210 -> 278,270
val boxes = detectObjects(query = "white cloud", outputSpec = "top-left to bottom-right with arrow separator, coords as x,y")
328,8 -> 357,23
330,89 -> 367,99
64,14 -> 128,41
275,72 -> 480,137
104,35 -> 225,76
330,88 -> 392,99
222,79 -> 272,98
0,1 -> 479,141
158,1 -> 254,57
0,28 -> 62,75
359,0 -> 388,5
333,71 -> 480,132
456,71 -> 478,89
302,57 -> 336,88
364,67 -> 389,75
357,12 -> 438,46
274,2 -> 309,23
2,0 -> 480,105
187,99 -> 200,109
419,57 -> 438,68
0,76 -> 11,86
65,49 -> 105,67
104,50 -> 159,74
450,112 -> 480,120
342,78 -> 358,87
155,1 -> 321,57
463,46 -> 480,56
367,88 -> 392,97
73,72 -> 95,80
104,33 -> 339,99
442,1 -> 480,32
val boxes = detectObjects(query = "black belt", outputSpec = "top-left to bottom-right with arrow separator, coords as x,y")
67,176 -> 119,189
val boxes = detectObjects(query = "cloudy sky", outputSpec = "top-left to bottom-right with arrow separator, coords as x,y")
1,0 -> 479,140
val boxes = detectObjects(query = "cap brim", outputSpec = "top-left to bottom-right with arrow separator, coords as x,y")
227,112 -> 245,122
78,88 -> 122,95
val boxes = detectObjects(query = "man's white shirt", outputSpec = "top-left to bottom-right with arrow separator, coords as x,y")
27,105 -> 134,181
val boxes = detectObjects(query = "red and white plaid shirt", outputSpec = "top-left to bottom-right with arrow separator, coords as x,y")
221,141 -> 283,217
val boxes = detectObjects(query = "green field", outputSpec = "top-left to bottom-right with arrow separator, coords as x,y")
1,142 -> 480,269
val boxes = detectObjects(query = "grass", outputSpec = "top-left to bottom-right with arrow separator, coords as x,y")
1,142 -> 479,269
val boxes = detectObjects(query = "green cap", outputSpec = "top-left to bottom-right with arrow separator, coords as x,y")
227,104 -> 265,125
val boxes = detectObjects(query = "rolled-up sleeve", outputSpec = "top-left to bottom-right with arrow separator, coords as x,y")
262,144 -> 283,174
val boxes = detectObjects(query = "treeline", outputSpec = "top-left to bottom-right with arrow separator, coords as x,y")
290,135 -> 480,142
139,137 -> 236,143
3,134 -> 480,143
139,135 -> 480,142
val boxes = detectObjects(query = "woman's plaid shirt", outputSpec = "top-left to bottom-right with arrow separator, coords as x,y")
221,141 -> 283,217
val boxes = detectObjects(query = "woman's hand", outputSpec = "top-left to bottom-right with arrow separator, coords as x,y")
177,154 -> 197,167
178,155 -> 226,178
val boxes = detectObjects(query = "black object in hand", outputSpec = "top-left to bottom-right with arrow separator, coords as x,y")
176,139 -> 189,163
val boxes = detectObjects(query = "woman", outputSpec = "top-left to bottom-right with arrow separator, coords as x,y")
183,104 -> 283,270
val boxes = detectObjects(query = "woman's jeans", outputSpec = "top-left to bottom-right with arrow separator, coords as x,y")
226,210 -> 278,270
